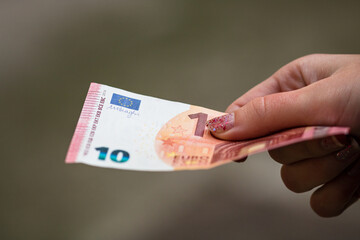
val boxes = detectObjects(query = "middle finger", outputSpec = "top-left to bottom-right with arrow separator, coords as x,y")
269,135 -> 349,165
281,141 -> 360,193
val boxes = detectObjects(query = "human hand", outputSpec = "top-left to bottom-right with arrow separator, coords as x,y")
206,54 -> 360,217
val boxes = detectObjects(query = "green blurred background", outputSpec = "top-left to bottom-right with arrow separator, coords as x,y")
1,0 -> 360,239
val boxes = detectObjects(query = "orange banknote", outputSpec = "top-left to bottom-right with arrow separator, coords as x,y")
66,83 -> 349,171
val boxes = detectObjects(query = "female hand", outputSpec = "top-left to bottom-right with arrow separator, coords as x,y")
206,54 -> 360,217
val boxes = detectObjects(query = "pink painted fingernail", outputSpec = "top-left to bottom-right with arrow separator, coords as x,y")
336,145 -> 357,161
206,113 -> 234,133
336,137 -> 360,161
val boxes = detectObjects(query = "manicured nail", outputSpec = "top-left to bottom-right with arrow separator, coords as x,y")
336,145 -> 356,161
206,113 -> 234,133
321,135 -> 349,150
336,137 -> 360,161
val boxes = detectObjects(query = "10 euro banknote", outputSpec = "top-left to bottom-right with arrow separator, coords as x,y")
65,83 -> 349,171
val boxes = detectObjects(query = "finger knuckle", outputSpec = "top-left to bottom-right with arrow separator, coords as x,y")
298,53 -> 323,63
250,96 -> 268,120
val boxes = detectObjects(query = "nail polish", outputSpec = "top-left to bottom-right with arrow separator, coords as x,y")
206,113 -> 234,133
336,136 -> 360,161
336,145 -> 355,161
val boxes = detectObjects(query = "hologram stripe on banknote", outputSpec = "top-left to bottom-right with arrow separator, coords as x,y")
65,83 -> 102,163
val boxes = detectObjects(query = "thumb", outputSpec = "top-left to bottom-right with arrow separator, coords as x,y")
206,85 -> 337,140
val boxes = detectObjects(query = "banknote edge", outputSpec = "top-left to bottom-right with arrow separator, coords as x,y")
65,83 -> 102,163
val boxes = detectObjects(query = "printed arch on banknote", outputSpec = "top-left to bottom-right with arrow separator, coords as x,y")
154,105 -> 301,170
155,105 -> 224,170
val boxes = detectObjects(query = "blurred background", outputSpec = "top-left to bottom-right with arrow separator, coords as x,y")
1,0 -> 360,239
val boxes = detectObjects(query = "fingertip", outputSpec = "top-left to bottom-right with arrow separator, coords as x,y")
280,165 -> 308,193
309,181 -> 359,218
234,156 -> 248,163
310,190 -> 344,218
207,108 -> 252,140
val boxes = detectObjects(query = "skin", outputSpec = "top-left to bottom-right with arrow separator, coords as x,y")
212,54 -> 360,217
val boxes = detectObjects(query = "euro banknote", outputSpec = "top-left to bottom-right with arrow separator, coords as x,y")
65,83 -> 349,171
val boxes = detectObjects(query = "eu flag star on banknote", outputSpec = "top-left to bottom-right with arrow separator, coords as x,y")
65,83 -> 349,171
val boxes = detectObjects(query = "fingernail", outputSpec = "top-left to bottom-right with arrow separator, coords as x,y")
336,145 -> 356,161
206,113 -> 234,133
336,137 -> 360,161
321,135 -> 349,150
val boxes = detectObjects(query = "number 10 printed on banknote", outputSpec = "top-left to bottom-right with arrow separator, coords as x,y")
65,83 -> 349,171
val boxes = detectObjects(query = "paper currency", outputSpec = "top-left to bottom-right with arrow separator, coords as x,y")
65,83 -> 350,171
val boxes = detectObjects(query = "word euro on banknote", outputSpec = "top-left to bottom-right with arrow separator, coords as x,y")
65,83 -> 349,171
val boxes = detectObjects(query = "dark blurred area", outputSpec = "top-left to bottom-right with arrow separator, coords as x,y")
1,1 -> 360,239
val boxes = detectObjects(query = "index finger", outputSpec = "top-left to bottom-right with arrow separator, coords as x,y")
226,54 -> 350,113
